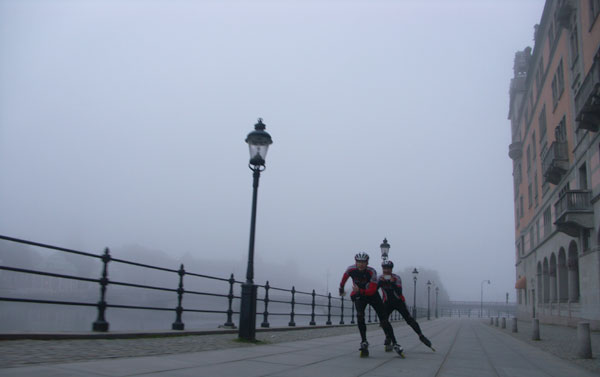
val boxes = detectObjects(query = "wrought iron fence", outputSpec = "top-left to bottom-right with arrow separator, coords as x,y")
0,235 -> 419,332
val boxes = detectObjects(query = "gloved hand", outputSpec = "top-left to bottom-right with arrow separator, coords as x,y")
339,287 -> 346,297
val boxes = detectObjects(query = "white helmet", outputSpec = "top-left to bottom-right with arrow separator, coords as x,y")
354,252 -> 369,261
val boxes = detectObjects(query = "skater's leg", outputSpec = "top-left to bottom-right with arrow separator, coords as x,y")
397,301 -> 423,335
398,301 -> 434,349
354,298 -> 368,342
383,301 -> 392,346
369,295 -> 397,344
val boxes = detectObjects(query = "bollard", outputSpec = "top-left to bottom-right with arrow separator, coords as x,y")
494,317 -> 499,327
501,317 -> 506,329
490,317 -> 494,325
512,317 -> 518,333
577,322 -> 592,359
532,318 -> 540,340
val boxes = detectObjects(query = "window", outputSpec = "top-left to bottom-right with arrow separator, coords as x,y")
539,105 -> 547,141
591,0 -> 600,24
528,184 -> 533,208
570,24 -> 579,66
536,58 -> 544,93
549,21 -> 556,50
551,61 -> 565,107
532,132 -> 537,160
535,173 -> 539,207
579,163 -> 588,189
543,206 -> 552,236
536,219 -> 540,244
520,196 -> 524,218
527,145 -> 531,171
555,117 -> 567,142
582,229 -> 590,251
558,60 -> 565,95
529,227 -> 535,249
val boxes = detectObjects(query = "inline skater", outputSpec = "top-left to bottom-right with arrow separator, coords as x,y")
339,252 -> 404,357
378,260 -> 434,351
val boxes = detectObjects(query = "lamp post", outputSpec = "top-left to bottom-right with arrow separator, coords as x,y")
480,279 -> 490,318
435,286 -> 439,318
239,118 -> 273,341
427,280 -> 431,320
412,268 -> 418,318
380,238 -> 390,261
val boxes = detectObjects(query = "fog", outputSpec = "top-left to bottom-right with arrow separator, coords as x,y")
0,0 -> 545,307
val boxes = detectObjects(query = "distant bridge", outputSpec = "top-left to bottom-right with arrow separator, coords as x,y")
439,301 -> 516,318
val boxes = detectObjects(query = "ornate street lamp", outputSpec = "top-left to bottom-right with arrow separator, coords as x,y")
427,280 -> 432,320
412,268 -> 418,318
480,279 -> 490,318
380,238 -> 390,261
239,118 -> 273,341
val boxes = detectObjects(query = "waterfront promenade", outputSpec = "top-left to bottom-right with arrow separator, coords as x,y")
1,318 -> 598,376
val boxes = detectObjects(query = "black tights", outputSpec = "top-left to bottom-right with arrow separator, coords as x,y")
354,293 -> 396,344
384,300 -> 423,341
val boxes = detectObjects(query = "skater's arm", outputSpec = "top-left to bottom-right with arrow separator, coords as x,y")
339,268 -> 351,295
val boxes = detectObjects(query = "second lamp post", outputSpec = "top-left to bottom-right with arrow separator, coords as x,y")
412,268 -> 418,318
239,118 -> 273,341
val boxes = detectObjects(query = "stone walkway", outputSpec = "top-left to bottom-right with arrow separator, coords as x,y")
1,318 -> 598,376
488,317 -> 600,374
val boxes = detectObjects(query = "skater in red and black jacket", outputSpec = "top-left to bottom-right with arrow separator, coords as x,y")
378,260 -> 434,351
339,252 -> 403,357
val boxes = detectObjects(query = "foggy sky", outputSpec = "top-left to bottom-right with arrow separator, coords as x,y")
0,0 -> 545,302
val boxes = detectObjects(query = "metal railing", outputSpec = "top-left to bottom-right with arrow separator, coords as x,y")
554,190 -> 592,216
0,235 -> 419,332
541,141 -> 568,176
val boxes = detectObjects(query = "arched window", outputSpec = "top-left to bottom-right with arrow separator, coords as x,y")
549,253 -> 557,303
537,262 -> 543,304
568,241 -> 580,302
543,258 -> 550,303
557,248 -> 568,302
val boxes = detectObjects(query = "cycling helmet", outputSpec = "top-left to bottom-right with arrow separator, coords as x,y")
381,260 -> 394,269
355,252 -> 369,261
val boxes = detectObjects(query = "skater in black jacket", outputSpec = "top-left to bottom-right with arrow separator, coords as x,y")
378,260 -> 434,351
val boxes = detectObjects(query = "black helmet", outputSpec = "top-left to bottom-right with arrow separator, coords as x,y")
381,260 -> 394,268
354,252 -> 369,261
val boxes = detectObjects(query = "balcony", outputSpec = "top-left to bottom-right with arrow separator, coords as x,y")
508,141 -> 522,160
554,190 -> 594,237
575,56 -> 600,132
541,141 -> 569,185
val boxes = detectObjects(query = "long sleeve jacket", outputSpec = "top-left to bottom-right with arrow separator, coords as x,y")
340,265 -> 378,297
377,273 -> 405,303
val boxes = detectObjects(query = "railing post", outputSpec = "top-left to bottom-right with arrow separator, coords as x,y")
93,248 -> 111,332
351,301 -> 355,324
310,289 -> 316,326
288,286 -> 296,327
326,292 -> 332,325
261,281 -> 270,328
172,264 -> 185,330
339,295 -> 345,324
223,273 -> 236,328
368,305 -> 372,323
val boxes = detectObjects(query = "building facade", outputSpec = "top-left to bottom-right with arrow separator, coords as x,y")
508,0 -> 600,329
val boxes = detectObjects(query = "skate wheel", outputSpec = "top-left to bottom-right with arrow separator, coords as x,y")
385,345 -> 393,352
360,351 -> 369,358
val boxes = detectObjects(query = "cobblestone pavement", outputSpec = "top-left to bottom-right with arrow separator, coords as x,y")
486,317 -> 600,374
0,324 -> 367,368
3,318 -> 600,374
